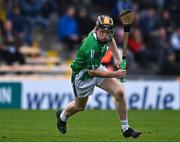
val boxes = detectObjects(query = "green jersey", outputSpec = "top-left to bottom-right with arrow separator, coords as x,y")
70,31 -> 110,81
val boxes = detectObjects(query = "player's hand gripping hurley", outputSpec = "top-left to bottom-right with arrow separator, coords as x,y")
119,10 -> 135,82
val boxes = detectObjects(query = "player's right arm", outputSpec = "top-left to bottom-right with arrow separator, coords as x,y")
86,48 -> 126,79
88,69 -> 126,78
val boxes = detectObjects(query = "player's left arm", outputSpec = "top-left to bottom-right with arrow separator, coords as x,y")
109,38 -> 121,68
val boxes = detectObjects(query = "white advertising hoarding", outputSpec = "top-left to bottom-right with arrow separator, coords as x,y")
22,80 -> 180,110
22,80 -> 115,110
22,80 -> 73,110
125,81 -> 180,110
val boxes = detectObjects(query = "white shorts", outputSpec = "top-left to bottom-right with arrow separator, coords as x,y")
71,65 -> 107,98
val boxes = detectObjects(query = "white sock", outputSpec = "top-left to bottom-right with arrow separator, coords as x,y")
60,110 -> 67,122
120,120 -> 129,132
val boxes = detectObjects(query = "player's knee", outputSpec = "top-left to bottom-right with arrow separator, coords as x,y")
114,88 -> 124,96
114,89 -> 124,101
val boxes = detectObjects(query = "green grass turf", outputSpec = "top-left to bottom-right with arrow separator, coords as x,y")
0,109 -> 180,142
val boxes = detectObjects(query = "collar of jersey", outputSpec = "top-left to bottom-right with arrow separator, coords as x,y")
93,31 -> 97,40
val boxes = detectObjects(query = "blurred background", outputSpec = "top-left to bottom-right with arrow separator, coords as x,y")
0,0 -> 180,78
0,0 -> 180,110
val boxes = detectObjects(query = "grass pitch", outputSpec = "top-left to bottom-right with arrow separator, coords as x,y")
0,109 -> 180,142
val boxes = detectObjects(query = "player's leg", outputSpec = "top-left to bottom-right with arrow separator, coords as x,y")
61,96 -> 89,120
98,78 -> 127,122
56,96 -> 88,134
97,78 -> 141,138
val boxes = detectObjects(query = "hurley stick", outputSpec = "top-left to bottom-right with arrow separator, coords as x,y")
119,9 -> 135,82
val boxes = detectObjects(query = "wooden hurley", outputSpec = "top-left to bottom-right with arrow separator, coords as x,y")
119,9 -> 135,82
